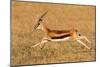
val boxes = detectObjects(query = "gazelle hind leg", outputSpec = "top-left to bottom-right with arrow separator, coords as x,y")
79,36 -> 91,43
83,36 -> 91,43
77,40 -> 90,49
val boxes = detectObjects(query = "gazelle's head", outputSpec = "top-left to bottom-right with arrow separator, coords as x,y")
34,20 -> 44,30
34,11 -> 48,30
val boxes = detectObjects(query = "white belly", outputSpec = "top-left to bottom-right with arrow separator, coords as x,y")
49,37 -> 70,41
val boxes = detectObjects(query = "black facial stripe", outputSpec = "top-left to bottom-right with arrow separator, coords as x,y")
51,34 -> 70,39
34,23 -> 40,29
34,25 -> 38,29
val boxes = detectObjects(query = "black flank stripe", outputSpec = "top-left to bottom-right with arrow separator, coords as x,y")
51,34 -> 70,39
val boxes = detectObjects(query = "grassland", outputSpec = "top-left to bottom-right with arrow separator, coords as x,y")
11,1 -> 96,66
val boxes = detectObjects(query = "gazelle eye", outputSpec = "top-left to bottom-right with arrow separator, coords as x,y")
37,23 -> 40,25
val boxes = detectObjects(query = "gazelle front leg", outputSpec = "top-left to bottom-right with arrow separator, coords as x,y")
31,37 -> 49,49
39,38 -> 49,49
31,42 -> 40,48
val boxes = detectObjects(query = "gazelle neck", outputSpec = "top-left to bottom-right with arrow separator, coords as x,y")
41,23 -> 50,34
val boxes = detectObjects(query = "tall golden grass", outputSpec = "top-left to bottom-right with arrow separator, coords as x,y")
11,1 -> 96,66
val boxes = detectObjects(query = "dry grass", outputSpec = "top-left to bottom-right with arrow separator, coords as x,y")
11,1 -> 96,66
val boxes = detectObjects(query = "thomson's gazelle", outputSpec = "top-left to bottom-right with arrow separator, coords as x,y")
31,11 -> 91,49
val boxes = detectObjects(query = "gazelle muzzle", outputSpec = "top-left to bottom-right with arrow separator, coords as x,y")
34,22 -> 40,29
